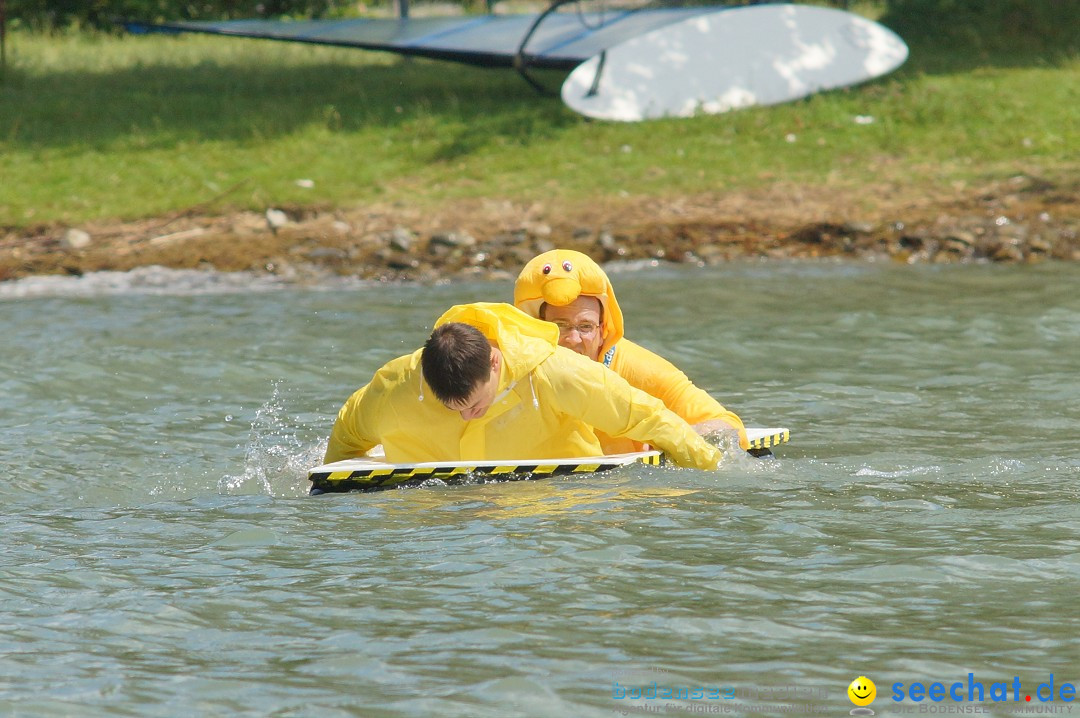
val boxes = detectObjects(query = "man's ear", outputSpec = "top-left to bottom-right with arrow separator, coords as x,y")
490,347 -> 500,374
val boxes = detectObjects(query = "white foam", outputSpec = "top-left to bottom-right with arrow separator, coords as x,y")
0,265 -> 369,299
854,465 -> 943,479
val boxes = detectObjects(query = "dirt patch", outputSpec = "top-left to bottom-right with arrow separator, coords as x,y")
2,174 -> 1077,284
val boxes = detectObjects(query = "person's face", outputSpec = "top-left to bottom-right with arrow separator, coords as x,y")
542,296 -> 603,361
443,349 -> 501,420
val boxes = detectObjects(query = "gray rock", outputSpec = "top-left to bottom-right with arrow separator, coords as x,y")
1028,235 -> 1053,253
378,248 -> 419,270
306,247 -> 348,260
60,228 -> 91,250
265,209 -> 289,231
945,230 -> 976,247
991,244 -> 1025,262
842,221 -> 875,234
430,231 -> 476,249
389,226 -> 414,252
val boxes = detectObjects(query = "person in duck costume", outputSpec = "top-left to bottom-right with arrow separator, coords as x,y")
514,249 -> 748,452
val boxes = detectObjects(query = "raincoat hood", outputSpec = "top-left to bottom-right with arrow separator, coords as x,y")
433,302 -> 560,386
513,249 -> 624,357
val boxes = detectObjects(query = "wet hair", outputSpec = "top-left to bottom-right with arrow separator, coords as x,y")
421,323 -> 492,404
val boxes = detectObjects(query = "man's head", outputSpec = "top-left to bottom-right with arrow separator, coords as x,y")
540,295 -> 604,361
514,249 -> 625,362
421,322 -> 502,420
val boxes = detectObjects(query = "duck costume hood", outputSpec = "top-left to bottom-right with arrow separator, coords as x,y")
513,249 -> 624,357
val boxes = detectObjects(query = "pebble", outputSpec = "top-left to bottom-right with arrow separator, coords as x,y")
60,228 -> 91,250
5,188 -> 1080,284
265,209 -> 289,231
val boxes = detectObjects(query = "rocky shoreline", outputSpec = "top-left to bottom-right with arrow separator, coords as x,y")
2,175 -> 1077,284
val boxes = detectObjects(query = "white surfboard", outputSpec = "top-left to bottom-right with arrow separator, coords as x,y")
561,3 -> 908,122
308,427 -> 790,494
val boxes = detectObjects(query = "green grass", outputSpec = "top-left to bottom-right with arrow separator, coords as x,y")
0,25 -> 1077,227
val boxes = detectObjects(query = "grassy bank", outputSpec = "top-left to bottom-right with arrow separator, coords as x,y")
0,21 -> 1077,228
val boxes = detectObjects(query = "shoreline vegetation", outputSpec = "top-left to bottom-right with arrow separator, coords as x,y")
1,3 -> 1077,283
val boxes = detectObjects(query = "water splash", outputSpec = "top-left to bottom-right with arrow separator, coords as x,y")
855,465 -> 943,479
220,382 -> 326,497
708,427 -> 769,472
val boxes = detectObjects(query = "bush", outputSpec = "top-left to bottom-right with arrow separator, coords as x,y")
2,0 -> 352,31
881,0 -> 1080,53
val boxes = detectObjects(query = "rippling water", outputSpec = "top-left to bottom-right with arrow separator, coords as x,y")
2,261 -> 1078,717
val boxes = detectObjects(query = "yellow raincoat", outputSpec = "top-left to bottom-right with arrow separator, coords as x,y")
324,302 -> 723,470
514,249 -> 748,452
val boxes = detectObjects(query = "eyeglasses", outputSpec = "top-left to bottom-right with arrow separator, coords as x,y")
552,320 -> 599,337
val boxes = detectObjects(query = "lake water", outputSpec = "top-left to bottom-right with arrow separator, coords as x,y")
1,260 -> 1078,717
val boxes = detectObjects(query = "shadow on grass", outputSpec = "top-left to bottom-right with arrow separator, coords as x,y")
1,24 -> 1074,159
879,2 -> 1079,76
0,52 -> 578,157
897,42 -> 1078,78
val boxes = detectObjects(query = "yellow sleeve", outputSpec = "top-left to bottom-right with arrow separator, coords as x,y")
541,350 -> 724,470
614,340 -> 747,447
323,384 -> 380,463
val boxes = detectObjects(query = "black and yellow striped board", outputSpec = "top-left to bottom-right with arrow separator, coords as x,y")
745,427 -> 790,456
308,451 -> 664,494
307,427 -> 790,494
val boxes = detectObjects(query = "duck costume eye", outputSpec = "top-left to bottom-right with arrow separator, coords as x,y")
542,263 -> 552,275
562,260 -> 573,272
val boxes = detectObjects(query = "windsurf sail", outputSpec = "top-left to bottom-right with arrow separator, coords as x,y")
124,5 -> 718,71
124,3 -> 907,121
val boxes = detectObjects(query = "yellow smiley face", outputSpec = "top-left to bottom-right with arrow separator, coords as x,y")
848,676 -> 877,706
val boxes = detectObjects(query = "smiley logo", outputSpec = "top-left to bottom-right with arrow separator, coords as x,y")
848,676 -> 876,707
